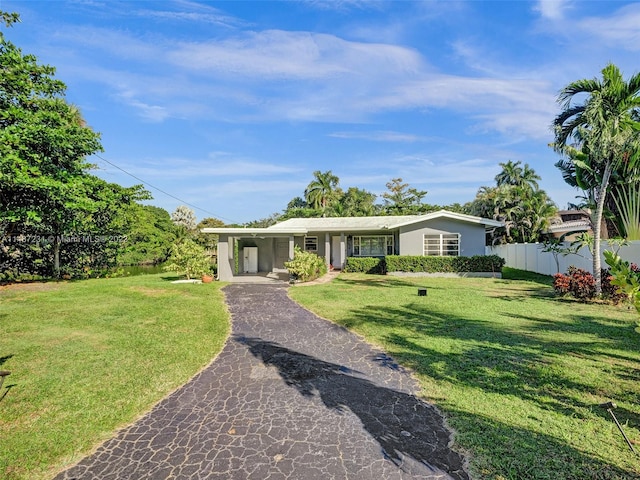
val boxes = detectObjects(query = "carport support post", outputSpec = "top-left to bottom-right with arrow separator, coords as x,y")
325,233 -> 331,269
288,236 -> 294,260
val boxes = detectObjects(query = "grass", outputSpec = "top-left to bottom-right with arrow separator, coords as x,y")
0,274 -> 229,480
289,271 -> 640,480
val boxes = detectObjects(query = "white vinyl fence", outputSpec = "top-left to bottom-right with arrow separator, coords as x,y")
486,241 -> 640,276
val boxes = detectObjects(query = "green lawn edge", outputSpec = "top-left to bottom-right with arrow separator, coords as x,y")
289,272 -> 640,480
1,274 -> 230,480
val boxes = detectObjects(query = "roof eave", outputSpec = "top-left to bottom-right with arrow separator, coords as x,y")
201,227 -> 308,235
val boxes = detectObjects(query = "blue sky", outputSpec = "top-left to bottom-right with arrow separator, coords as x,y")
4,1 -> 640,224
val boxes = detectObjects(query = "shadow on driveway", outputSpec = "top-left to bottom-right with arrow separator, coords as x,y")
236,335 -> 469,480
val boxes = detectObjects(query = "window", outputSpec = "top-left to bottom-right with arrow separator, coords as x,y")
304,236 -> 318,251
423,234 -> 460,256
353,235 -> 394,256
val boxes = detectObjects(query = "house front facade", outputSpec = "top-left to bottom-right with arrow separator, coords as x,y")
202,210 -> 503,281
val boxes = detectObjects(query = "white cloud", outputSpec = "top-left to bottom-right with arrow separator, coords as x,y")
167,30 -> 425,80
534,0 -> 571,20
46,20 -> 559,138
328,131 -> 426,142
116,95 -> 170,122
578,3 -> 640,50
104,155 -> 301,180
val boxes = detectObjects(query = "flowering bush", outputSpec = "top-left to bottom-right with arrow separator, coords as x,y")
552,273 -> 571,295
553,263 -> 633,303
552,266 -> 595,300
285,246 -> 327,282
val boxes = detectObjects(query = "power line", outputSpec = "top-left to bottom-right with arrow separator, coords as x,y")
94,154 -> 239,224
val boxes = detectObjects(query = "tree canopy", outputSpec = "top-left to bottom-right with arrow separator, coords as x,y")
466,162 -> 556,244
0,12 -> 150,279
381,178 -> 428,215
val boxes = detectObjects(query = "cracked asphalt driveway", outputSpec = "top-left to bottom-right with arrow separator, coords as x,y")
55,283 -> 469,480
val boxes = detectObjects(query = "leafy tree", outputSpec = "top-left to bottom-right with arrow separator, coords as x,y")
244,212 -> 281,228
553,63 -> 640,294
332,187 -> 377,217
381,178 -> 428,215
163,238 -> 211,279
119,205 -> 176,266
304,170 -> 339,216
0,11 -> 149,278
195,217 -> 226,253
286,197 -> 307,210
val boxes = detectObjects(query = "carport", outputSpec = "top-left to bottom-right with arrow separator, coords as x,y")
201,227 -> 307,282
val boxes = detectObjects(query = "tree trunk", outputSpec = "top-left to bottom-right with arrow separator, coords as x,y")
53,237 -> 61,278
593,161 -> 614,296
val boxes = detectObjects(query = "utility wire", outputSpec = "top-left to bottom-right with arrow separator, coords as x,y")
94,154 -> 239,224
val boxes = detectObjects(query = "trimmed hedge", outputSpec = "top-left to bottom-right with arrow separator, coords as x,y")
386,255 -> 505,273
343,255 -> 505,275
344,257 -> 386,274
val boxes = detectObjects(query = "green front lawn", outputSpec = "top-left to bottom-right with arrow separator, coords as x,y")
0,274 -> 229,480
289,272 -> 640,479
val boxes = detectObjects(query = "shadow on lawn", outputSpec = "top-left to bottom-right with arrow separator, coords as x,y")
0,355 -> 14,404
335,300 -> 640,470
235,335 -> 470,480
334,275 -> 446,290
447,407 -> 640,480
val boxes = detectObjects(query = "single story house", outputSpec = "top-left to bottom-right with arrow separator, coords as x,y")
202,210 -> 503,281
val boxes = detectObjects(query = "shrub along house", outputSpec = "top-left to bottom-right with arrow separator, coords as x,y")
202,210 -> 503,281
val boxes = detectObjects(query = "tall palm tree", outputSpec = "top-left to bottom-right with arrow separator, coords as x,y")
495,160 -> 541,190
304,170 -> 339,216
553,63 -> 640,294
495,160 -> 523,187
520,163 -> 541,190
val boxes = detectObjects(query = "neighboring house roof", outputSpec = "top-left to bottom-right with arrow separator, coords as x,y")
545,210 -> 592,236
546,219 -> 592,234
202,210 -> 502,236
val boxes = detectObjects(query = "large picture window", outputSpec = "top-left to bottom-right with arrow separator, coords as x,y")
423,234 -> 460,256
353,235 -> 394,256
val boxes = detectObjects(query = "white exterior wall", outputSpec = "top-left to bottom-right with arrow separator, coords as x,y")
487,241 -> 640,275
217,234 -> 234,281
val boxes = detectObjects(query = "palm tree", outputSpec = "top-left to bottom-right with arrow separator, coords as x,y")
520,163 -> 541,190
495,160 -> 541,190
495,160 -> 524,187
553,63 -> 640,294
304,170 -> 339,216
